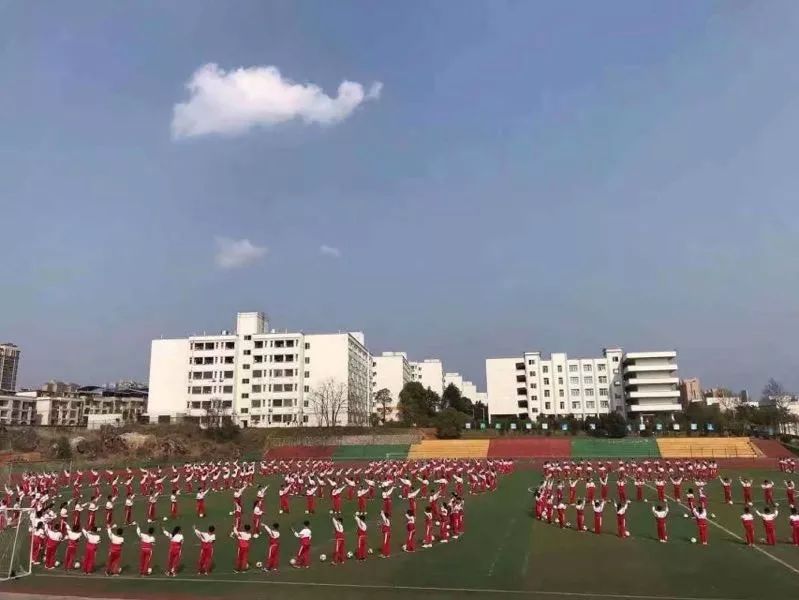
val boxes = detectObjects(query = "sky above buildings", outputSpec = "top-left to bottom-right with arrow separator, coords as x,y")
2,1 -> 799,395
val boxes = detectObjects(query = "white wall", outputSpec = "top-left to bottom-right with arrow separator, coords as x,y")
412,360 -> 444,396
148,339 -> 190,417
372,352 -> 410,420
486,358 -> 522,418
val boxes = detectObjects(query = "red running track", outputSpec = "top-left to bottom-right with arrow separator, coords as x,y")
751,438 -> 794,458
487,438 -> 572,458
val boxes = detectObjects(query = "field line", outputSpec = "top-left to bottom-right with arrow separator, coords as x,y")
640,482 -> 799,576
487,515 -> 518,577
29,573 -> 754,600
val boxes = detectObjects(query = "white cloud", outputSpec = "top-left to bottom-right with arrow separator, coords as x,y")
214,237 -> 267,269
171,63 -> 382,139
319,245 -> 342,258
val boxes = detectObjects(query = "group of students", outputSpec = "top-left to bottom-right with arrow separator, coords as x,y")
5,456 -> 505,575
533,459 -> 799,547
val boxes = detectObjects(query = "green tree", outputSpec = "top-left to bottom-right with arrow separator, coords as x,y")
397,382 -> 439,426
473,401 -> 488,422
373,388 -> 393,424
55,436 -> 72,459
434,407 -> 468,439
441,383 -> 474,415
603,412 -> 628,438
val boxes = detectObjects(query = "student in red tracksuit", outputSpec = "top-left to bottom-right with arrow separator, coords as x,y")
196,488 -> 209,517
163,526 -> 183,576
43,523 -> 63,569
331,516 -> 346,564
279,485 -> 291,514
354,514 -> 368,559
652,503 -> 669,542
169,493 -> 179,519
81,527 -> 101,573
741,506 -> 755,545
146,493 -> 158,522
615,500 -> 631,538
124,495 -> 134,525
135,524 -> 156,575
755,507 -> 778,545
293,521 -> 312,568
739,478 -> 753,506
719,477 -> 733,504
105,526 -> 125,575
693,507 -> 709,545
379,510 -> 391,558
63,525 -> 82,570
262,523 -> 280,571
592,500 -> 605,535
575,498 -> 586,531
790,507 -> 799,546
404,510 -> 416,552
30,521 -> 45,565
305,485 -> 317,514
104,496 -> 116,527
194,525 -> 216,575
232,524 -> 252,572
422,506 -> 434,547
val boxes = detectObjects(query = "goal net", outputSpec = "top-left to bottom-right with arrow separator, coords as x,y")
0,506 -> 33,581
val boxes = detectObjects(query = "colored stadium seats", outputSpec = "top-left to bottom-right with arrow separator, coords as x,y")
656,437 -> 759,458
407,440 -> 490,459
487,438 -> 571,458
570,438 -> 660,458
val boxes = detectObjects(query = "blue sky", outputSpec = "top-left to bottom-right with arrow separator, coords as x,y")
2,1 -> 799,395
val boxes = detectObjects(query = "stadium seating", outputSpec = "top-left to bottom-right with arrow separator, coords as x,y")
264,445 -> 335,459
487,438 -> 571,458
571,438 -> 660,458
407,439 -> 490,459
656,437 -> 759,458
332,444 -> 410,460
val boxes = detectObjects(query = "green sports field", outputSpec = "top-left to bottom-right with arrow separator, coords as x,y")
3,467 -> 799,600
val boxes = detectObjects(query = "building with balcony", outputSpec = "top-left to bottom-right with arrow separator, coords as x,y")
0,394 -> 36,425
0,343 -> 21,392
148,311 -> 371,428
21,382 -> 148,426
622,351 -> 681,416
486,348 -> 626,421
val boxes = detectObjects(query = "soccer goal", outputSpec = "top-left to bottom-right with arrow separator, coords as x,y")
385,452 -> 407,461
0,506 -> 33,581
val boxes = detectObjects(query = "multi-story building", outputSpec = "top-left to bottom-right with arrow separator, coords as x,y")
623,352 -> 680,416
444,372 -> 480,401
371,352 -> 412,421
148,311 -> 371,428
21,382 -> 147,426
487,348 -> 679,420
410,359 -> 444,396
487,348 -> 625,421
0,394 -> 36,425
0,343 -> 21,392
679,377 -> 703,406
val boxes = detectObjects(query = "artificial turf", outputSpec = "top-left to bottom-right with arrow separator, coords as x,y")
570,437 -> 661,458
4,466 -> 799,600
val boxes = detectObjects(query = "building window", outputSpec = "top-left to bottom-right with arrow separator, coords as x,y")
570,388 -> 579,396
244,335 -> 251,341
584,376 -> 593,385
558,389 -> 564,397
559,402 -> 565,410
571,401 -> 580,410
225,342 -> 235,349
586,401 -> 595,409
544,402 -> 551,410
241,393 -> 249,399
612,356 -> 619,363
569,377 -> 579,385
224,357 -> 234,364
255,341 -> 263,349
305,357 -> 310,364
585,389 -> 594,396
597,364 -> 606,372
542,366 -> 549,373
598,376 -> 607,384
557,377 -> 563,385
569,365 -> 578,372
543,378 -> 550,385
600,400 -> 609,408
583,364 -> 592,372
243,350 -> 251,356
599,388 -> 608,396
530,383 -> 537,389
529,371 -> 536,377
304,343 -> 310,350
252,385 -> 261,393
557,365 -> 562,373
222,385 -> 233,393
304,385 -> 309,393
544,390 -> 550,398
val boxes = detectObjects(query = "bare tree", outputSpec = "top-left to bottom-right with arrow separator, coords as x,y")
373,388 -> 393,424
202,397 -> 231,428
309,378 -> 348,427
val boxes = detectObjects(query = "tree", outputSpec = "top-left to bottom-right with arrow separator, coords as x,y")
434,407 -> 468,439
442,383 -> 472,414
202,397 -> 232,429
373,388 -> 393,425
762,378 -> 785,404
397,382 -> 438,426
473,401 -> 488,422
603,412 -> 628,438
309,378 -> 348,427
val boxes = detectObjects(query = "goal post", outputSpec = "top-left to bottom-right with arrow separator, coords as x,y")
0,506 -> 33,582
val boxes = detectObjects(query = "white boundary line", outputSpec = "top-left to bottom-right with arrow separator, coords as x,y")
29,573 -> 754,600
640,482 -> 799,576
487,515 -> 518,577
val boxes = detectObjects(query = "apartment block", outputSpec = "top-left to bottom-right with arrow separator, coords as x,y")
371,352 -> 412,421
444,372 -> 480,401
679,377 -> 703,405
410,359 -> 444,396
0,343 -> 21,391
0,394 -> 36,425
486,348 -> 678,420
148,311 -> 371,427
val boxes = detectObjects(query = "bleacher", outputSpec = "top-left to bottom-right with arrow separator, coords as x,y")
487,438 -> 571,458
656,437 -> 760,458
407,439 -> 490,459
